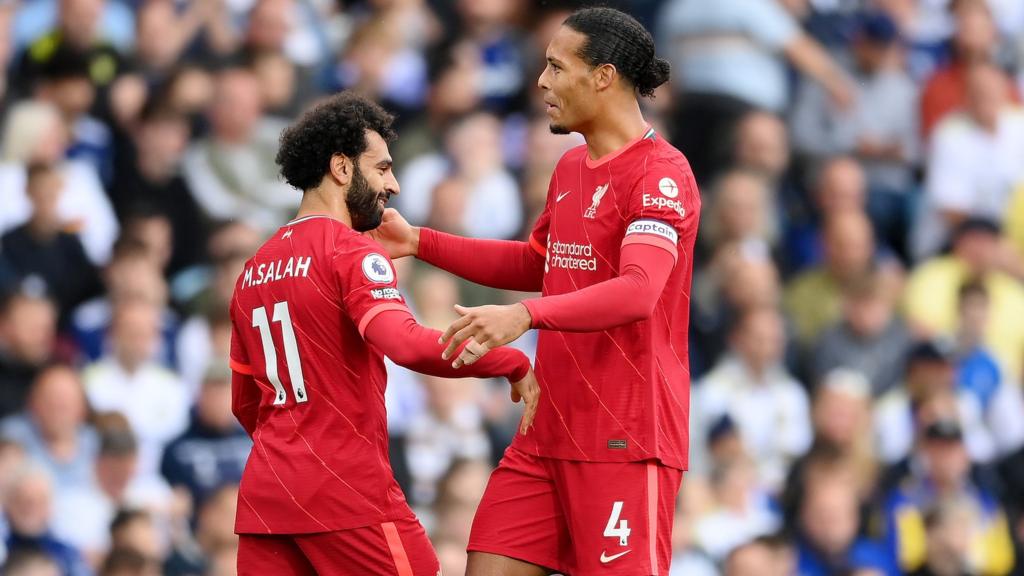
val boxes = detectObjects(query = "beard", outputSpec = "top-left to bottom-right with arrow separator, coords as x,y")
346,163 -> 386,232
549,123 -> 571,135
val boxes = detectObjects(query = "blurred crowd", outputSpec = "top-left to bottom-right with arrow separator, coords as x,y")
2,0 -> 1024,575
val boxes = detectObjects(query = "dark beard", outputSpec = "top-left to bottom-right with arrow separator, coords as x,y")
549,123 -> 570,135
346,164 -> 385,232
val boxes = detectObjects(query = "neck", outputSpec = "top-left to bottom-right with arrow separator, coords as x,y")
44,431 -> 77,461
26,220 -> 58,241
296,186 -> 351,228
580,97 -> 648,161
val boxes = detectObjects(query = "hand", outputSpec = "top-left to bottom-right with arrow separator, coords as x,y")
439,303 -> 532,367
510,366 -> 540,435
827,77 -> 856,111
365,208 -> 419,259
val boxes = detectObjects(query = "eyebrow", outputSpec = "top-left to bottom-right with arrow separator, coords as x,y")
375,158 -> 393,169
547,56 -> 564,67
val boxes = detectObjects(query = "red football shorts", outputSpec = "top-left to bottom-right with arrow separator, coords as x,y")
237,516 -> 440,576
468,446 -> 683,575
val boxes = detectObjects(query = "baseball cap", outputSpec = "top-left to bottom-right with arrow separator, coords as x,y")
924,419 -> 963,442
906,339 -> 955,365
952,217 -> 1001,241
857,11 -> 899,44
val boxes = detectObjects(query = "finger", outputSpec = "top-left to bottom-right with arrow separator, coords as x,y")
439,314 -> 473,348
520,392 -> 538,434
510,386 -> 521,403
457,341 -> 491,367
454,304 -> 471,316
443,325 -> 479,362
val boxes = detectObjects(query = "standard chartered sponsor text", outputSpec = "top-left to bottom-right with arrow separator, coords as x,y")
548,240 -> 598,271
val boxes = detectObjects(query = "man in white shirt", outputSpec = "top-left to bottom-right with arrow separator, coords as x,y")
915,62 -> 1024,258
82,300 -> 189,488
693,306 -> 812,493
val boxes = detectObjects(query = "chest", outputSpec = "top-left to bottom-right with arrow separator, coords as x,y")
545,169 -> 632,272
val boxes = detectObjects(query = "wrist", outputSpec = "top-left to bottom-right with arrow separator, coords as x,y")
515,302 -> 534,331
411,226 -> 423,257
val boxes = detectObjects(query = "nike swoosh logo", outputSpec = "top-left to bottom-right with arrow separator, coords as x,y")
599,550 -> 631,564
556,191 -> 572,202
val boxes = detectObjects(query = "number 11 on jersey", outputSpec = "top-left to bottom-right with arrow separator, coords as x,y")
252,301 -> 308,405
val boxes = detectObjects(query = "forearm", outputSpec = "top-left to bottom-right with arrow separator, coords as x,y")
418,227 -> 545,292
365,309 -> 530,381
786,35 -> 846,91
523,243 -> 674,332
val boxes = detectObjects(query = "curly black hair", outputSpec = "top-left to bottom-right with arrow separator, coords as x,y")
275,92 -> 397,191
563,7 -> 670,98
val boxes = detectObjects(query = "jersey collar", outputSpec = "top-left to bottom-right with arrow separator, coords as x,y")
584,125 -> 656,169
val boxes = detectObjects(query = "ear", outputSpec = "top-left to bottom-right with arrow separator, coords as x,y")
592,63 -> 617,92
329,154 -> 352,185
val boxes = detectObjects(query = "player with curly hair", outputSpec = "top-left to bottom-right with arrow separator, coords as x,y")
228,92 -> 539,575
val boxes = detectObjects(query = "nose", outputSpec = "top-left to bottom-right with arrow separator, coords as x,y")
386,172 -> 400,196
538,68 -> 549,91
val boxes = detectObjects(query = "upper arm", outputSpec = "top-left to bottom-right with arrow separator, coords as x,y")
332,241 -> 411,338
229,297 -> 253,376
624,158 -> 700,262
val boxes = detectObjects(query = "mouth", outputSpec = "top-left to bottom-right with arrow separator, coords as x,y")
377,192 -> 391,208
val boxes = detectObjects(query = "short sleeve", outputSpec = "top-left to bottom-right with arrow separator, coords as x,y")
623,158 -> 700,262
333,240 -> 409,338
229,296 -> 253,376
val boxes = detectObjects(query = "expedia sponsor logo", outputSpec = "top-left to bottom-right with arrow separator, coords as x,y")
625,219 -> 678,244
642,194 -> 685,218
370,288 -> 402,300
546,240 -> 598,271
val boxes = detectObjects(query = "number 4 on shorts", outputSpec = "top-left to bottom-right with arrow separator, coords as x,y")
604,501 -> 631,546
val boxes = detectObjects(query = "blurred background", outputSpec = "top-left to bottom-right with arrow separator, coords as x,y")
1,0 -> 1024,574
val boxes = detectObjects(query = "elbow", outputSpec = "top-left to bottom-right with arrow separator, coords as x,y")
624,293 -> 659,324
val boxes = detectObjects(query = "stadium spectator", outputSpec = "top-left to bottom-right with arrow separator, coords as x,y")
0,549 -> 61,576
722,535 -> 795,576
791,11 -> 919,254
13,0 -> 128,100
181,68 -> 294,232
3,465 -> 90,576
880,401 -> 1014,575
399,111 -> 523,239
785,211 -> 891,348
0,100 -> 118,265
82,300 -> 189,489
811,273 -> 910,395
694,306 -> 811,492
796,460 -> 897,575
700,169 -> 778,261
916,62 -> 1024,258
658,0 -> 851,181
904,218 -> 1024,378
70,238 -> 179,366
0,365 -> 96,490
108,99 -> 206,276
693,456 -> 780,561
920,0 -> 1020,140
782,370 -> 878,529
1,162 -> 101,318
0,288 -> 58,419
159,363 -> 249,507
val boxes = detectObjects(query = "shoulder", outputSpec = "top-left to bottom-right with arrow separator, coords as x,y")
932,112 -> 977,142
553,145 -> 588,174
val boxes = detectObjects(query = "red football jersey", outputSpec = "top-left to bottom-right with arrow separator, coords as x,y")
229,215 -> 413,534
511,128 -> 700,470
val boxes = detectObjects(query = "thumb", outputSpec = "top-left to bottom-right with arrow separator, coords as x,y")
454,304 -> 471,316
